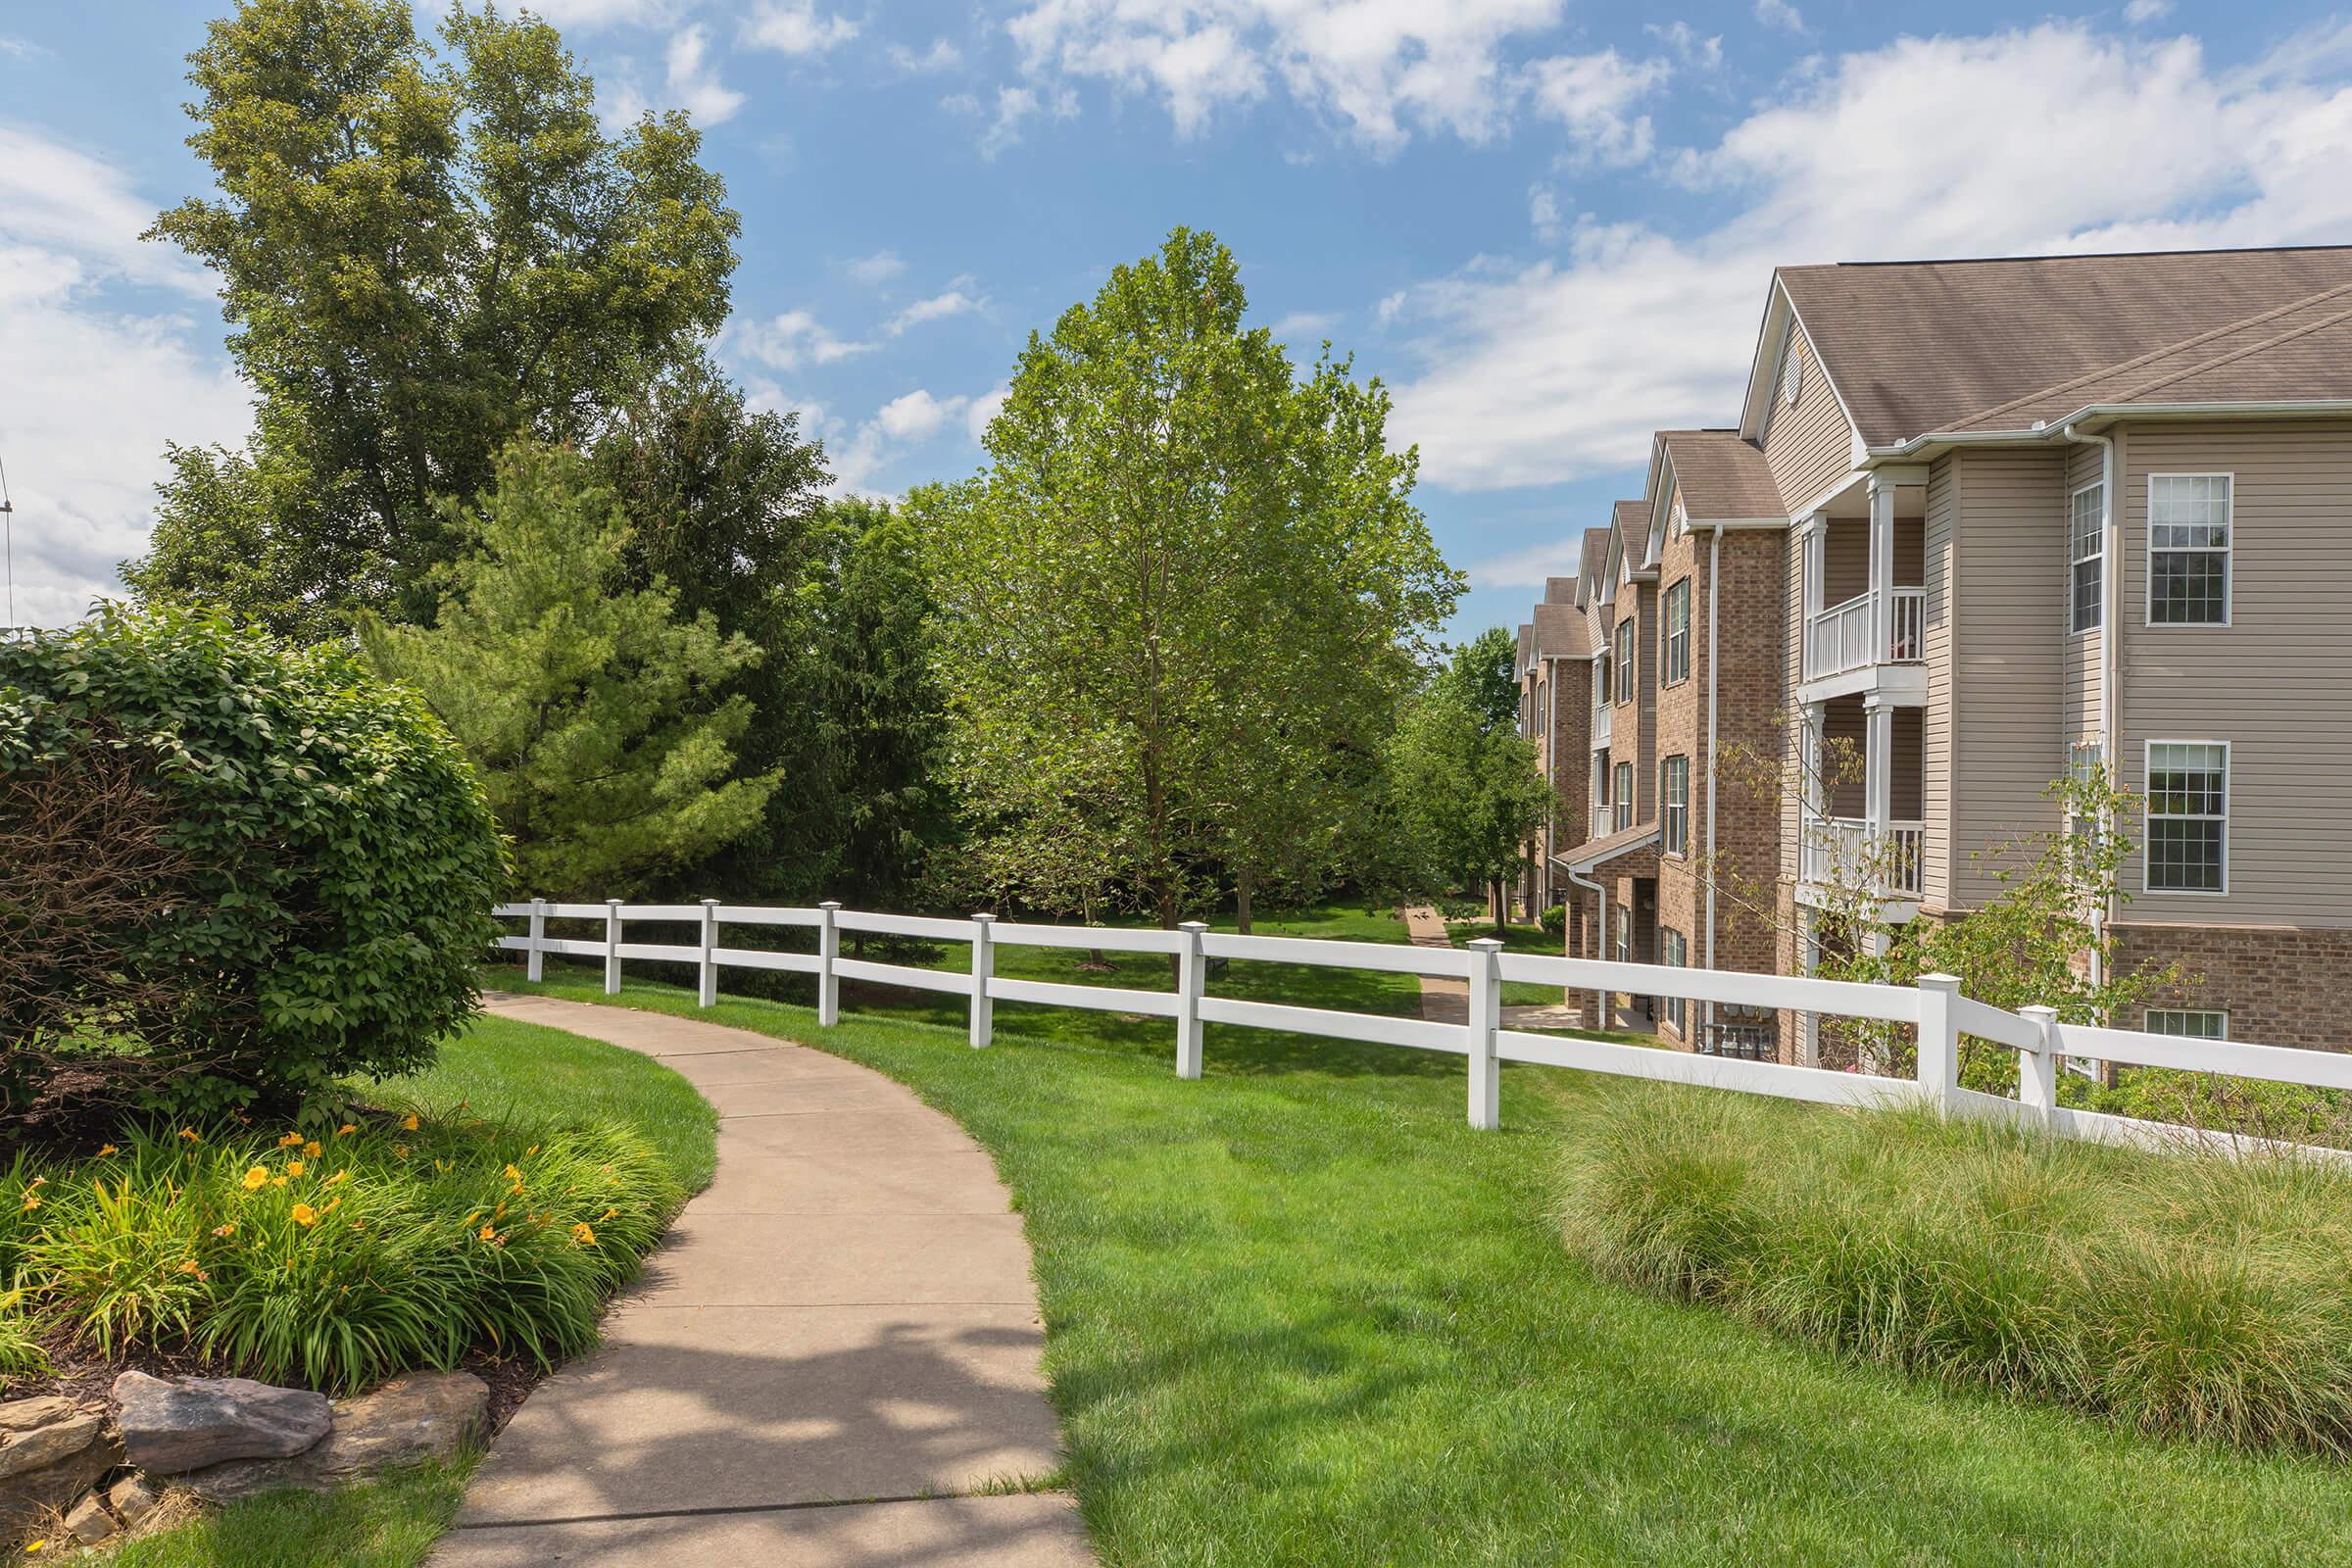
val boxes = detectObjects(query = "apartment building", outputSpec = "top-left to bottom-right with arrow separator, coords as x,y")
1513,575 -> 1594,929
1514,244 -> 2352,1055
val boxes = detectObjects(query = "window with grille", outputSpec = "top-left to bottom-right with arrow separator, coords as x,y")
1613,904 -> 1632,964
2067,742 -> 2103,865
2070,482 -> 2103,632
2148,475 -> 2230,625
1614,618 -> 1637,706
1596,650 -> 1612,708
2146,1007 -> 2228,1040
1662,755 -> 1689,856
1664,579 -> 1690,684
1614,761 -> 1634,833
1660,927 -> 1687,1033
2145,741 -> 2227,893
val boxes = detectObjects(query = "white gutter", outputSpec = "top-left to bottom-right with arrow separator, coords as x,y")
2061,421 -> 2120,1012
1554,827 -> 1662,1032
1702,524 -> 1721,1031
1865,399 -> 2352,465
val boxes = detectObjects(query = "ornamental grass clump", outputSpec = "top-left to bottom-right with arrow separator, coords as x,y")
3,1113 -> 679,1395
1560,1088 -> 2352,1456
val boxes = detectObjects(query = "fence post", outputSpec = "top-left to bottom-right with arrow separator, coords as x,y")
698,898 -> 720,1008
2018,1004 -> 2060,1130
968,913 -> 997,1049
526,898 -> 547,983
1467,938 -> 1503,1131
817,902 -> 841,1027
603,899 -> 623,996
1175,921 -> 1208,1080
1914,972 -> 1961,1112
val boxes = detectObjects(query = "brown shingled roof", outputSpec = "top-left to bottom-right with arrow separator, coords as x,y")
1544,574 -> 1578,605
1577,527 -> 1609,602
1779,246 -> 2352,447
1531,601 -> 1594,661
1610,499 -> 1650,568
1658,428 -> 1782,519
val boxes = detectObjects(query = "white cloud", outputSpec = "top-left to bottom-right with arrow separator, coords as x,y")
1383,23 -> 2352,491
0,127 -> 211,296
1005,0 -> 1566,152
0,34 -> 47,59
1644,23 -> 1723,70
1525,49 -> 1670,166
1754,0 -> 1804,33
745,0 -> 858,56
729,309 -> 873,371
846,250 -> 906,287
1528,186 -> 1562,243
886,280 -> 983,334
889,38 -> 963,74
966,383 -> 1009,445
664,24 -> 744,124
950,83 -> 1076,156
874,388 -> 963,442
2124,0 -> 2172,22
1465,537 -> 1586,591
1271,310 -> 1340,341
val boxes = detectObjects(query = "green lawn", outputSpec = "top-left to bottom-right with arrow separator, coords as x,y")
504,962 -> 2352,1567
1440,912 -> 1572,1007
82,1015 -> 716,1568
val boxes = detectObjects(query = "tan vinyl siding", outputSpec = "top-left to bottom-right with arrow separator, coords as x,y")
1923,455 -> 1957,907
2063,439 -> 2106,744
1823,518 -> 1870,603
1824,700 -> 1867,818
1891,707 -> 1925,820
1950,448 -> 2068,908
1760,324 -> 1858,514
2116,420 -> 2352,927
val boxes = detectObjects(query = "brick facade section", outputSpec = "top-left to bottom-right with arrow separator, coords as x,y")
2114,923 -> 2352,1053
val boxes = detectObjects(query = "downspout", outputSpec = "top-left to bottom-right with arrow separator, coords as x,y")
1565,655 -> 1609,1030
1702,524 -> 1722,1035
2060,421 -> 2119,1006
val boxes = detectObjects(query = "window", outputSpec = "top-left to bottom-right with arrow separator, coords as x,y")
1662,756 -> 1689,856
2067,742 -> 2103,864
1596,650 -> 1612,709
1782,346 -> 1803,406
1663,579 -> 1691,684
1614,617 -> 1637,706
1613,904 -> 1632,965
1660,927 -> 1688,1034
2148,475 -> 2231,625
2144,741 -> 2228,893
2070,482 -> 2103,633
2146,1008 -> 2228,1040
1613,761 -> 1634,833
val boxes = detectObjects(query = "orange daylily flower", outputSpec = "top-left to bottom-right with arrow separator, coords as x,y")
290,1203 -> 318,1228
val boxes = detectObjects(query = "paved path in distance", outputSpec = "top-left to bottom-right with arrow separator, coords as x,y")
432,993 -> 1092,1568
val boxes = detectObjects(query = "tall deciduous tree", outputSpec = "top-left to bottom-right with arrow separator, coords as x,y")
1433,625 -> 1522,735
912,227 -> 1458,931
1383,688 -> 1551,931
361,443 -> 774,896
124,0 -> 738,638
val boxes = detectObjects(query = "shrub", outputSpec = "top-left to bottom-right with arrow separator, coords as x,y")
1539,904 -> 1566,937
1560,1088 -> 2352,1455
0,605 -> 508,1123
7,1115 -> 679,1395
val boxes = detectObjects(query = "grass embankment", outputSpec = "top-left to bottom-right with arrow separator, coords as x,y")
511,941 -> 2352,1567
1566,1089 -> 2352,1456
31,1014 -> 717,1568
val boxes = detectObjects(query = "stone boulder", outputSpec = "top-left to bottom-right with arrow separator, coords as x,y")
0,1396 -> 123,1537
112,1372 -> 330,1475
181,1371 -> 490,1504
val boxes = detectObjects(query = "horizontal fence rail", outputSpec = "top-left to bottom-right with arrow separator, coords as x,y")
488,901 -> 2350,1153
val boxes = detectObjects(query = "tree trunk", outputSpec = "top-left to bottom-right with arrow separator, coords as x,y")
1492,877 -> 1508,935
1235,867 -> 1254,936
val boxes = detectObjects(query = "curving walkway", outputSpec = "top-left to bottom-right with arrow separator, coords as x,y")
432,994 -> 1093,1568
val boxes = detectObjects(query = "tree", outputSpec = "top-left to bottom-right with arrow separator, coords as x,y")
0,606 -> 505,1123
123,0 -> 738,637
361,443 -> 774,897
1433,625 -> 1521,735
913,227 -> 1459,933
1383,689 -> 1551,931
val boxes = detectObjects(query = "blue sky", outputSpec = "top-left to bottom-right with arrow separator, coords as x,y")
4,0 -> 2351,641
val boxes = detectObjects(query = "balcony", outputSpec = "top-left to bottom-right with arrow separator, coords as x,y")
1800,816 -> 1924,899
1804,587 -> 1924,682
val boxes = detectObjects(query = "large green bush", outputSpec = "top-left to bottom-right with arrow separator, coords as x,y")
0,605 -> 507,1122
1562,1089 -> 2352,1456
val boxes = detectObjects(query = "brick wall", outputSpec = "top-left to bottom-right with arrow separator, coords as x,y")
2114,922 -> 2352,1053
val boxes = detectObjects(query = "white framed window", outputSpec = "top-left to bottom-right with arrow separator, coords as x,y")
2147,474 -> 2231,625
1614,617 -> 1637,707
1660,927 -> 1688,1034
1613,903 -> 1632,965
1613,760 -> 1634,832
2067,741 -> 2104,864
2143,740 -> 2228,895
1663,579 -> 1691,685
1662,756 -> 1689,857
1781,346 -> 1803,407
1596,649 -> 1612,709
2070,481 -> 2103,633
2146,1007 -> 2229,1040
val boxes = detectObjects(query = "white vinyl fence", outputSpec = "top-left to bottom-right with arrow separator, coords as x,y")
492,900 -> 2352,1152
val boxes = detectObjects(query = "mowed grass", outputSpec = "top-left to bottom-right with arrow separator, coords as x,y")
76,1014 -> 716,1568
510,957 -> 2352,1567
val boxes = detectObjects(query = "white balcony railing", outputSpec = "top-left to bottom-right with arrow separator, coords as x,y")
1801,816 -> 1925,898
1804,587 -> 1925,681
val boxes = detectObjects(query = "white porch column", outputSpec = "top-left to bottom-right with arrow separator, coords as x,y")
1867,473 -> 1897,662
1864,694 -> 1893,848
1798,512 -> 1827,677
1796,906 -> 1820,1068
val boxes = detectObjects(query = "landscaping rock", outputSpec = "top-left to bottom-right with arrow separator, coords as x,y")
181,1371 -> 490,1504
112,1371 -> 331,1474
108,1474 -> 160,1526
62,1492 -> 116,1545
0,1397 -> 122,1537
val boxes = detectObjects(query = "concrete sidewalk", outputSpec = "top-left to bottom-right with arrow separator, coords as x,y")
431,995 -> 1092,1568
1399,906 -> 1651,1034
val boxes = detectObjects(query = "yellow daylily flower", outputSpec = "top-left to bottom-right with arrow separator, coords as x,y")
303,1141 -> 322,1160
285,1160 -> 305,1179
290,1203 -> 318,1228
337,1124 -> 357,1137
178,1128 -> 201,1143
97,1144 -> 119,1156
279,1132 -> 305,1148
571,1222 -> 597,1247
401,1112 -> 420,1131
241,1167 -> 270,1192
